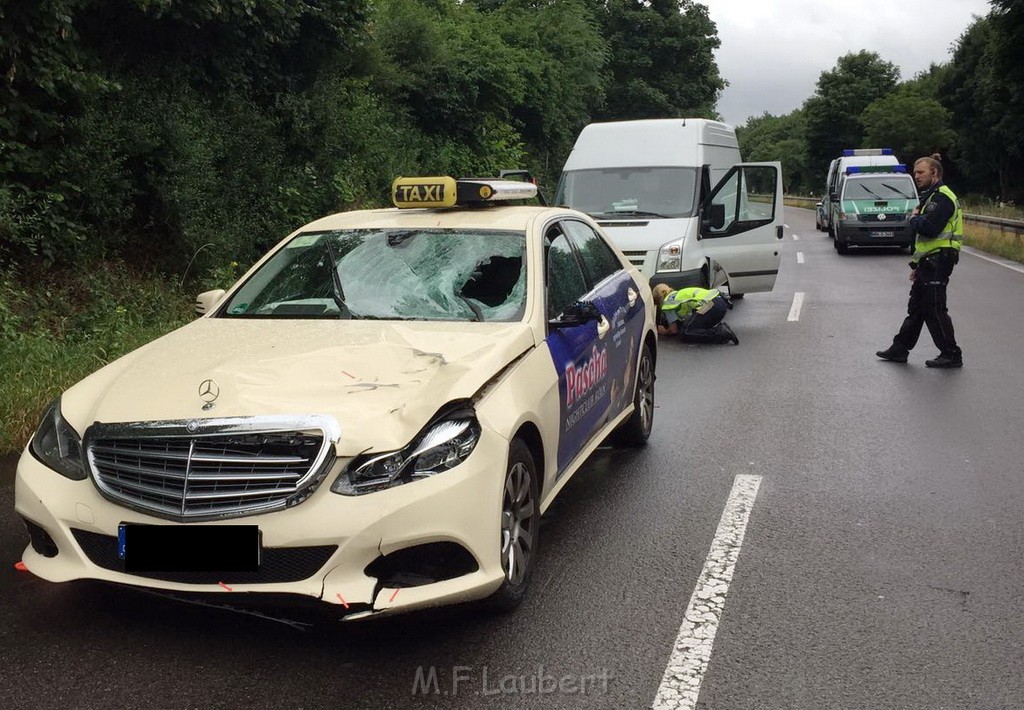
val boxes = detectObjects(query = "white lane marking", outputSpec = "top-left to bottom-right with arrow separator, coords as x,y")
961,246 -> 1024,274
796,252 -> 805,264
652,475 -> 763,710
792,234 -> 800,241
787,292 -> 804,321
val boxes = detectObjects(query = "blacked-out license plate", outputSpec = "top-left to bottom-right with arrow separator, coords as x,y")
118,524 -> 261,573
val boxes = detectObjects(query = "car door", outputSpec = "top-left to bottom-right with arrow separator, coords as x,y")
699,162 -> 784,295
543,222 -> 607,477
561,219 -> 645,428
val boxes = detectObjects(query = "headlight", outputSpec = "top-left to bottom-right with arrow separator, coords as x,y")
30,398 -> 86,480
331,408 -> 481,496
656,238 -> 683,272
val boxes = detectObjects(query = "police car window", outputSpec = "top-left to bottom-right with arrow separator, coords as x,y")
843,176 -> 916,200
546,229 -> 588,320
562,220 -> 621,286
220,228 -> 527,322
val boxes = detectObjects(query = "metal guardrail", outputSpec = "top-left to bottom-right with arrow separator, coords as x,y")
783,195 -> 1024,235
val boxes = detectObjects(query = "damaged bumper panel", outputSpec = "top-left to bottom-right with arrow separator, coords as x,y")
14,428 -> 509,618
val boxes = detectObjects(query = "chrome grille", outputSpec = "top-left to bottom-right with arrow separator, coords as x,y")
84,416 -> 340,521
621,250 -> 647,267
858,213 -> 906,222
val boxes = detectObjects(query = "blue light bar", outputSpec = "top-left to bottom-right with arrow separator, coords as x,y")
845,164 -> 908,175
841,148 -> 894,157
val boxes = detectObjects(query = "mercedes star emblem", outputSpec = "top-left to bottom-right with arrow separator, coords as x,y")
198,379 -> 220,411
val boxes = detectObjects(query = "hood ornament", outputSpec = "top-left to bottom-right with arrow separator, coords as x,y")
877,213 -> 888,221
198,379 -> 220,411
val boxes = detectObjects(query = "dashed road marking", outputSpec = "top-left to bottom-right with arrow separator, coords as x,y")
797,252 -> 805,264
651,474 -> 763,710
788,292 -> 804,321
792,233 -> 800,241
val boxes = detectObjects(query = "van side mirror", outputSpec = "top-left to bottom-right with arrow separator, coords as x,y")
195,289 -> 226,317
549,300 -> 601,329
702,203 -> 726,230
829,192 -> 838,202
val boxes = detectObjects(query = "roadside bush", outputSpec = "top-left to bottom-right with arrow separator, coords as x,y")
0,262 -> 192,453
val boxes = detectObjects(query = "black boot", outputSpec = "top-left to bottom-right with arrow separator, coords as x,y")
876,346 -> 908,363
925,354 -> 963,368
719,322 -> 739,345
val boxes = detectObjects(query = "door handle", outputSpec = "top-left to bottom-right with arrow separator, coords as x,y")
627,288 -> 638,307
597,316 -> 610,339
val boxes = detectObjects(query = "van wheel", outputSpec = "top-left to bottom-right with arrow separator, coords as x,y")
485,438 -> 539,612
729,292 -> 744,299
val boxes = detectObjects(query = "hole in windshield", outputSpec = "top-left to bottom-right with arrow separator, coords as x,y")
220,229 -> 527,322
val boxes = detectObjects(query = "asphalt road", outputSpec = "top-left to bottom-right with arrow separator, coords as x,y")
3,207 -> 1023,709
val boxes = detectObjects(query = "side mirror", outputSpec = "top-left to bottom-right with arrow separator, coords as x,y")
702,203 -> 726,230
194,289 -> 226,317
549,300 -> 601,329
829,192 -> 838,202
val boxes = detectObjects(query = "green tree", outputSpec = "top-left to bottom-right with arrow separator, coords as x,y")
803,51 -> 900,180
596,0 -> 724,119
738,111 -> 810,194
861,90 -> 954,166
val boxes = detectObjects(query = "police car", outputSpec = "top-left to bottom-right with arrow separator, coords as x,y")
829,165 -> 918,254
16,175 -> 658,619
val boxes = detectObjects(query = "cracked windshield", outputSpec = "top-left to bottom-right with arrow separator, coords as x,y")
221,229 -> 527,322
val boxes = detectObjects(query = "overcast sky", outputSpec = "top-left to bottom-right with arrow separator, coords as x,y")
700,0 -> 993,126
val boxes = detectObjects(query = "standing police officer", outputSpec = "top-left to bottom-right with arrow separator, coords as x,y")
876,154 -> 963,368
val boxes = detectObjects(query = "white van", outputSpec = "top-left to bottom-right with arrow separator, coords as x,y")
821,148 -> 900,233
554,119 -> 784,296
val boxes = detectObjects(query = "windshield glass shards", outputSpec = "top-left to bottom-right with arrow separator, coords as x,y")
220,229 -> 527,322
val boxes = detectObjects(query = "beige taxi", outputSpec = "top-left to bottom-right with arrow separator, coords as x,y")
16,176 -> 657,619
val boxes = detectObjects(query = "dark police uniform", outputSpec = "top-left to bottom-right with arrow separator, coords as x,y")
879,181 -> 963,367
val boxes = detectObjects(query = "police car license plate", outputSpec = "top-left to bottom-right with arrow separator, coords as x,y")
871,230 -> 894,239
118,523 -> 261,573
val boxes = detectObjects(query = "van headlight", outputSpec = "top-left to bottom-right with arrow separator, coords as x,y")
656,238 -> 683,272
331,408 -> 481,496
30,398 -> 87,481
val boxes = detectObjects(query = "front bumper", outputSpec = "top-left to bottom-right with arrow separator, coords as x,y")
836,221 -> 914,247
14,426 -> 510,619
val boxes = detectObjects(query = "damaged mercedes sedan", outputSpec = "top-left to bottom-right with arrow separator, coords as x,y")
15,176 -> 657,619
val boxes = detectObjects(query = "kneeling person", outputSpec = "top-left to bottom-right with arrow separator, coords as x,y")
652,284 -> 738,345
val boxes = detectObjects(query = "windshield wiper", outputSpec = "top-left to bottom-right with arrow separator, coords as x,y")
321,237 -> 351,319
590,210 -> 668,219
857,184 -> 884,201
881,182 -> 914,199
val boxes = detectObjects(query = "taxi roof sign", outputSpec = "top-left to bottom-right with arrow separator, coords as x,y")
392,176 -> 458,208
392,176 -> 538,209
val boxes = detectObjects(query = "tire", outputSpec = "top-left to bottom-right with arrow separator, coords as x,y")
836,238 -> 849,255
730,292 -> 745,299
486,438 -> 539,612
611,344 -> 655,447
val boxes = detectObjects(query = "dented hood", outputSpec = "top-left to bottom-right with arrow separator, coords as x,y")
62,319 -> 536,454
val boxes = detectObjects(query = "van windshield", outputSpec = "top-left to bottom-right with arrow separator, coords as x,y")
554,167 -> 699,218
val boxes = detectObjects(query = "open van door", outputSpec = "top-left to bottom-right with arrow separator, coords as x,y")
698,162 -> 783,295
